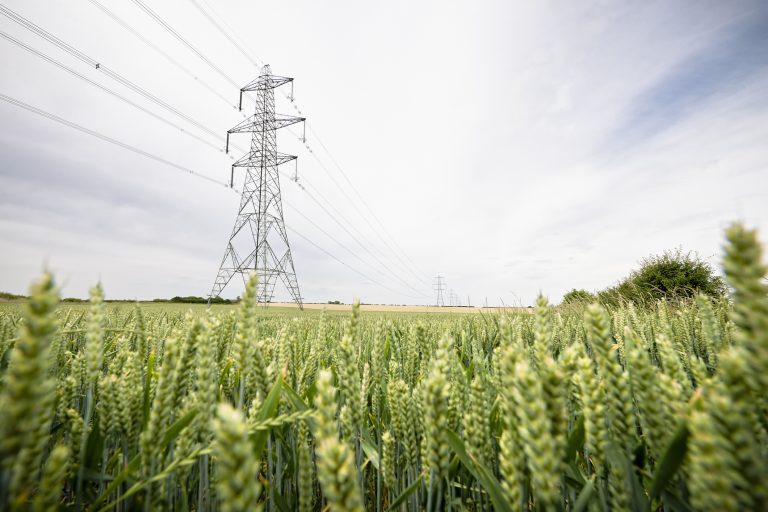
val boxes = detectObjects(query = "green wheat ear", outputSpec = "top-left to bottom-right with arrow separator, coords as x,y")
0,272 -> 58,506
511,356 -> 559,508
688,406 -> 744,512
297,421 -> 314,512
213,403 -> 262,512
33,444 -> 70,512
233,273 -> 258,407
463,374 -> 493,466
576,355 -> 608,471
585,303 -> 635,455
696,293 -> 722,369
84,283 -> 105,385
313,370 -> 364,512
381,430 -> 395,490
722,223 -> 768,390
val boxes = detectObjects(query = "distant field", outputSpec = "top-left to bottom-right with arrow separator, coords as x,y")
0,299 -> 523,315
270,301 -> 527,314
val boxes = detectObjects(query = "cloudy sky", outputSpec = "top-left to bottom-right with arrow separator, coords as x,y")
1,0 -> 766,305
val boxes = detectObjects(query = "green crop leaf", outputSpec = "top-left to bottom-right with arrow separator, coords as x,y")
650,420 -> 689,499
386,474 -> 423,511
573,477 -> 596,512
250,377 -> 283,457
93,408 -> 197,509
566,414 -> 585,462
446,430 -> 512,512
606,443 -> 650,512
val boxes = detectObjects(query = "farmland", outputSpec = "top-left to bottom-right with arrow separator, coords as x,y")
0,223 -> 766,511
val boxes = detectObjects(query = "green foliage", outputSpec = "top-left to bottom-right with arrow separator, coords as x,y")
599,248 -> 726,306
562,288 -> 596,304
0,223 -> 764,511
0,291 -> 27,301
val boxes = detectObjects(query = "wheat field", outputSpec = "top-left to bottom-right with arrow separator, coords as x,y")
0,223 -> 766,511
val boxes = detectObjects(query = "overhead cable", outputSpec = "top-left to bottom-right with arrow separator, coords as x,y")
0,30 -> 226,154
0,3 -> 228,144
129,0 -> 241,88
184,0 -> 261,68
85,0 -> 239,111
308,124 -> 431,284
0,92 -> 232,190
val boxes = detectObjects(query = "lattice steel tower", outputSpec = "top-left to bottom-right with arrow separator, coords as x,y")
209,65 -> 305,308
434,275 -> 446,307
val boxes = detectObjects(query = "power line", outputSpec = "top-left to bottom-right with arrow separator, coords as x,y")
2,3 -> 431,301
0,91 -> 426,302
271,163 -> 431,297
171,3 -> 430,291
128,0 -> 241,89
83,0 -> 428,296
0,30 -> 226,154
269,164 -> 430,299
297,173 -> 393,266
307,124 -> 430,284
286,225 -> 422,301
85,0 -> 240,112
285,128 -> 385,246
0,92 -> 232,190
253,33 -> 427,284
0,3 -> 228,144
184,0 -> 260,68
1,10 -> 425,298
285,127 -> 432,295
287,113 -> 431,288
280,193 -> 428,300
286,173 -> 431,298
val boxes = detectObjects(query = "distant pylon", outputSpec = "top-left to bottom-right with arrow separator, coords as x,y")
434,275 -> 446,307
209,65 -> 305,308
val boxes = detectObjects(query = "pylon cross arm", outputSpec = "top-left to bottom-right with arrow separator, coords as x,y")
227,114 -> 305,134
232,152 -> 297,168
241,75 -> 292,91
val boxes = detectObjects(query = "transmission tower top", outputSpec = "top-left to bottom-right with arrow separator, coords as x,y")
237,64 -> 297,109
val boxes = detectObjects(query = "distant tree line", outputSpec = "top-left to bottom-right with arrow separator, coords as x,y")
153,296 -> 235,304
0,291 -> 26,300
1,291 -> 237,304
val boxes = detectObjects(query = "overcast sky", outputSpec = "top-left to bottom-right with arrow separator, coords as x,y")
1,0 -> 767,305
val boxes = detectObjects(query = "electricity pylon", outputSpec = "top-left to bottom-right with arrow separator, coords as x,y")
209,65 -> 305,308
434,275 -> 446,307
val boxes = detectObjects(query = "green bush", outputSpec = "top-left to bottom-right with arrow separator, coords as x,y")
561,289 -> 596,305
598,249 -> 725,307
